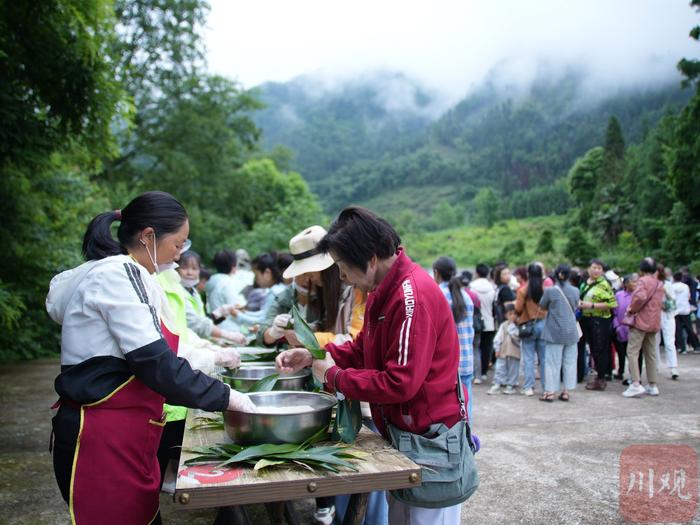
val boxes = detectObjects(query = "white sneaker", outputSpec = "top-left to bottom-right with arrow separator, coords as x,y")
521,387 -> 534,397
645,384 -> 660,396
313,505 -> 336,525
473,377 -> 482,385
487,384 -> 502,395
622,384 -> 646,398
503,385 -> 516,395
480,374 -> 488,381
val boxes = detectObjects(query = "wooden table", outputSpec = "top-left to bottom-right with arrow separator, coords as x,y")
173,409 -> 421,524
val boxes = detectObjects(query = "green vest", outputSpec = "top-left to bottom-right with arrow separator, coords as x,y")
155,269 -> 190,423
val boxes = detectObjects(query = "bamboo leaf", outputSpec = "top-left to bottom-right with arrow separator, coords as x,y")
292,304 -> 326,359
254,458 -> 287,471
247,373 -> 279,393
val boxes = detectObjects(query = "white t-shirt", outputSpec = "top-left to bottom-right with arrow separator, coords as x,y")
672,281 -> 694,316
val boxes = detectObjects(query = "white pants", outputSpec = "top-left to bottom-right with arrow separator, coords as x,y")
656,312 -> 678,369
387,493 -> 461,525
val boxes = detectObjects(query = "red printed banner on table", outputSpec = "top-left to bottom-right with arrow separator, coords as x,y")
178,464 -> 245,485
619,444 -> 698,523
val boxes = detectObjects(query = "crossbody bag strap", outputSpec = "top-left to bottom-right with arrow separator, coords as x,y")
631,282 -> 662,314
555,285 -> 577,317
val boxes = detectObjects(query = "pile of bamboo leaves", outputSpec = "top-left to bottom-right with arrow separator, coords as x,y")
184,427 -> 367,473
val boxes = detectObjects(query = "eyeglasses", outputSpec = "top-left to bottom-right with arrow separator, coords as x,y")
180,239 -> 192,254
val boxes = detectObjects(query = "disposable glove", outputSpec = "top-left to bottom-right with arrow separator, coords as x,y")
276,348 -> 313,374
219,330 -> 247,345
227,387 -> 257,413
214,348 -> 241,369
267,313 -> 292,340
212,304 -> 235,318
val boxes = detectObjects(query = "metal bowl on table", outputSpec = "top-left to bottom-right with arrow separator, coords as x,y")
224,391 -> 336,445
219,365 -> 311,393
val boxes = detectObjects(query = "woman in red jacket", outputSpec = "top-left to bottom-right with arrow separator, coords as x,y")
276,206 -> 475,525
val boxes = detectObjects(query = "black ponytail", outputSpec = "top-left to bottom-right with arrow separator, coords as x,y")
433,256 -> 468,322
82,211 -> 123,260
82,191 -> 188,261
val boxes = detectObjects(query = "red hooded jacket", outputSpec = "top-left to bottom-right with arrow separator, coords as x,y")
324,249 -> 463,437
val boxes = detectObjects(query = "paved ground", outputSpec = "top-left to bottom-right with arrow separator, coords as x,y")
1,355 -> 698,524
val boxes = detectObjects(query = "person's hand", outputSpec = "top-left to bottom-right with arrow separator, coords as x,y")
249,324 -> 260,334
267,313 -> 292,340
212,304 -> 235,318
227,388 -> 256,412
283,329 -> 302,347
214,348 -> 241,368
276,348 -> 313,373
312,353 -> 336,384
219,330 -> 247,345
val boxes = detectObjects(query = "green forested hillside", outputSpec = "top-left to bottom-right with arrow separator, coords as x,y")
255,70 -> 691,226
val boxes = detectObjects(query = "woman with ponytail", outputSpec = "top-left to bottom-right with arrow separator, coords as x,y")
433,256 -> 475,420
46,191 -> 255,525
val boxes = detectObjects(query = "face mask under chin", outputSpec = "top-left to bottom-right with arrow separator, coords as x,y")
180,277 -> 199,288
144,234 -> 179,274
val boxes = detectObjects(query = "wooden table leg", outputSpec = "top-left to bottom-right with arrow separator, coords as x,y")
214,505 -> 252,525
283,501 -> 302,525
342,493 -> 369,525
264,501 -> 285,524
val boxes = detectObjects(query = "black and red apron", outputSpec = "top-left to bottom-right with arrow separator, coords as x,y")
67,323 -> 179,525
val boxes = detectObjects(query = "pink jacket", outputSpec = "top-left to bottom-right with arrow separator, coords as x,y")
627,274 -> 664,333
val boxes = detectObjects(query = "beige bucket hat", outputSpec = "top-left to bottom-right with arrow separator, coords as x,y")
282,225 -> 336,279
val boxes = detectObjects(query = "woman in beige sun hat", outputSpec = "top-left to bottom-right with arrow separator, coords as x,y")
258,225 -> 357,349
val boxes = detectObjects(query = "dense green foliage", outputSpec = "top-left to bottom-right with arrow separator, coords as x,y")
256,71 -> 690,229
0,0 -> 322,361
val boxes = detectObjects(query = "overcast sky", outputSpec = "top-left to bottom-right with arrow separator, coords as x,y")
205,0 -> 699,103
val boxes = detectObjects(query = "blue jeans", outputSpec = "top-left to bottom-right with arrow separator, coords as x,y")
521,320 -> 545,390
460,373 -> 473,422
544,343 -> 577,392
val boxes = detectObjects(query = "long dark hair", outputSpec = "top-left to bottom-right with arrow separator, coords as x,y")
526,263 -> 544,303
317,264 -> 343,331
251,252 -> 284,284
82,191 -> 187,261
433,256 -> 468,322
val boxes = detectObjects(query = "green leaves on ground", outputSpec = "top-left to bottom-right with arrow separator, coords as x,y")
292,304 -> 326,359
185,426 -> 367,473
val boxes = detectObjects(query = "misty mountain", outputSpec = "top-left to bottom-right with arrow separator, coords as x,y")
253,67 -> 691,218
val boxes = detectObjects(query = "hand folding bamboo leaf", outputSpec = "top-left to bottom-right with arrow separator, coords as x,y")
292,304 -> 326,359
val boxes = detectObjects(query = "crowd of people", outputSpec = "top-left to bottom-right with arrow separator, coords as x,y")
47,192 -> 480,525
45,190 -> 699,525
445,256 -> 700,407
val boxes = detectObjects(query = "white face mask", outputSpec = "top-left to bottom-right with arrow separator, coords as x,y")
181,277 -> 199,288
143,233 -> 178,274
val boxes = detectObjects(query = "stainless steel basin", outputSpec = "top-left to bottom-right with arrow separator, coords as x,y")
219,365 -> 311,393
223,391 -> 336,445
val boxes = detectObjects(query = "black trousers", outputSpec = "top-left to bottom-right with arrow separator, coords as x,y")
583,316 -> 613,378
479,330 -> 495,376
612,334 -> 627,376
675,314 -> 700,351
157,419 -> 185,488
51,406 -> 80,504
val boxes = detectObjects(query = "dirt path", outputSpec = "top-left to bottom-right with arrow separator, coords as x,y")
1,356 -> 699,524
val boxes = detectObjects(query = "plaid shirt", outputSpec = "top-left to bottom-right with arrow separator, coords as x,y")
439,282 -> 474,376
